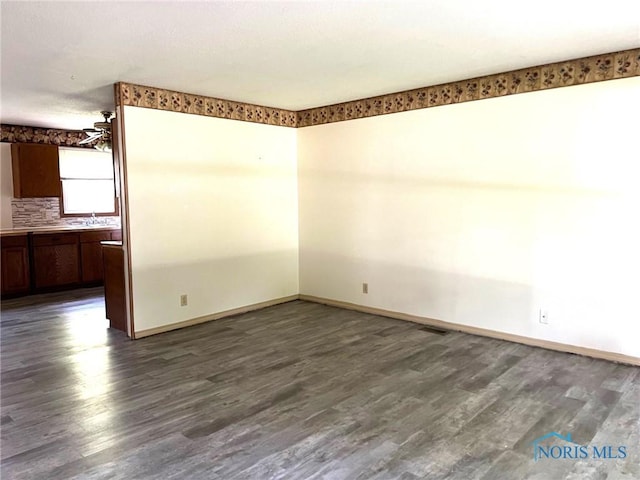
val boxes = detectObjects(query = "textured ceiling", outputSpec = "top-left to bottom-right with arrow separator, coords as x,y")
1,1 -> 639,130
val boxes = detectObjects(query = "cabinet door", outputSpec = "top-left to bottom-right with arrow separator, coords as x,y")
11,143 -> 61,198
81,242 -> 108,283
32,244 -> 80,288
1,246 -> 30,295
103,245 -> 127,332
79,231 -> 111,283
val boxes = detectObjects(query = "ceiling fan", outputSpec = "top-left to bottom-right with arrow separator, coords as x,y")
79,111 -> 113,151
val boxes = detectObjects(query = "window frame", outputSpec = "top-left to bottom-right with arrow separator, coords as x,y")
58,147 -> 119,218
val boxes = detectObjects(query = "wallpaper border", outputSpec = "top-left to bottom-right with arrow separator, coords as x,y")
114,83 -> 298,128
0,124 -> 96,148
297,48 -> 640,127
119,47 -> 639,129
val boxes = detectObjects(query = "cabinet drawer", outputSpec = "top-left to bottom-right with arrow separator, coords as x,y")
32,233 -> 79,246
110,230 -> 122,241
1,235 -> 28,248
80,231 -> 112,243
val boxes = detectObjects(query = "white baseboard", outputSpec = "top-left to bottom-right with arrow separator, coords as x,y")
133,291 -> 639,366
134,295 -> 299,338
299,294 -> 640,367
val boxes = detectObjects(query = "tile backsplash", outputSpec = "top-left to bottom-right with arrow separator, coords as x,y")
12,197 -> 120,228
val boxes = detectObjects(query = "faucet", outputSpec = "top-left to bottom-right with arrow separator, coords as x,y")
86,212 -> 99,226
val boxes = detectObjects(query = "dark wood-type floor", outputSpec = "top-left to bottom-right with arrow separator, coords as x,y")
1,289 -> 638,479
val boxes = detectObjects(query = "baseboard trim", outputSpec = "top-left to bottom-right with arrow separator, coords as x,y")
299,295 -> 640,366
135,295 -> 300,338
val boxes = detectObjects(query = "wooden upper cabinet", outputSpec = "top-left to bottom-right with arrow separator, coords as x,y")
11,143 -> 61,198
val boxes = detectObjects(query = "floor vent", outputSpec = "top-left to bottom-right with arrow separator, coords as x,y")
418,325 -> 448,335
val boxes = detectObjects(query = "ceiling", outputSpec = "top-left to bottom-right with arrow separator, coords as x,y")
1,1 -> 639,131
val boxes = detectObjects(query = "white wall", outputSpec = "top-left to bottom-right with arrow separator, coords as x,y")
122,106 -> 299,333
298,77 -> 640,358
0,143 -> 14,229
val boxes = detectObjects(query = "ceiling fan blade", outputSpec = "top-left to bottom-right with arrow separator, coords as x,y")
80,112 -> 113,144
78,134 -> 101,145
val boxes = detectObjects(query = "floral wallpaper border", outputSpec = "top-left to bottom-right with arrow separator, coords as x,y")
116,48 -> 639,128
115,82 -> 298,128
297,48 -> 640,127
0,124 -> 96,147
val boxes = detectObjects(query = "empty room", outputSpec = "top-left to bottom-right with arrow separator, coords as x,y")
1,1 -> 639,479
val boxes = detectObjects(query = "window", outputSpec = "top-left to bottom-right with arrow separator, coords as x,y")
59,147 -> 117,216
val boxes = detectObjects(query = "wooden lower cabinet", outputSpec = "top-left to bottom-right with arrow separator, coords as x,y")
80,242 -> 104,283
80,231 -> 113,283
1,235 -> 31,296
102,242 -> 127,332
32,233 -> 80,289
2,228 -> 122,295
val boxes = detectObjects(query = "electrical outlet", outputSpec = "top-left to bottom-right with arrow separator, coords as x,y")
362,283 -> 368,294
539,309 -> 549,324
180,294 -> 188,307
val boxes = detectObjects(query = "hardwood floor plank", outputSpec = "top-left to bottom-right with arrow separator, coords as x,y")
2,289 -> 638,479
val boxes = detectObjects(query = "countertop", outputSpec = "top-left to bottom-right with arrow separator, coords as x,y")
100,240 -> 123,247
1,225 -> 121,237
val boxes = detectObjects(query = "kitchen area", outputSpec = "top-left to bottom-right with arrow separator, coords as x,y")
1,136 -> 127,334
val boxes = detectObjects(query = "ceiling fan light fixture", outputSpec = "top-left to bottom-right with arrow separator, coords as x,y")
95,138 -> 112,152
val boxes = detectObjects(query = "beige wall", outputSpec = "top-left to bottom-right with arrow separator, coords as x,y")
297,77 -> 640,358
122,106 -> 299,333
0,143 -> 14,229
